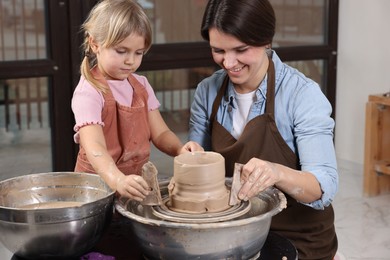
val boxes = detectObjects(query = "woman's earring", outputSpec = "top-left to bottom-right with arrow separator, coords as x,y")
266,46 -> 272,57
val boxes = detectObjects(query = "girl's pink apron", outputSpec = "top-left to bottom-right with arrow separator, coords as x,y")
75,68 -> 150,176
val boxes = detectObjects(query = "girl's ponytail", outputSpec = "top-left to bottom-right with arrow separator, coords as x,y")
80,35 -> 107,93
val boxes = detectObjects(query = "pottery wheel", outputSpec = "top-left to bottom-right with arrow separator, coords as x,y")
151,194 -> 251,223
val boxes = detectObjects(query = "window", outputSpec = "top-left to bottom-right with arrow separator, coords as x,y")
0,0 -> 338,174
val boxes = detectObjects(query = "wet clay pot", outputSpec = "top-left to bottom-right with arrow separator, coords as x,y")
167,151 -> 230,214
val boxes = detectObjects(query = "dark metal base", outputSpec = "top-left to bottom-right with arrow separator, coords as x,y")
259,232 -> 298,260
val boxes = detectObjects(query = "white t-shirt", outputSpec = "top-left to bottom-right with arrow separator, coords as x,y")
231,89 -> 256,140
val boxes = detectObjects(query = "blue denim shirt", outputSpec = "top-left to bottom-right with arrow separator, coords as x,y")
189,51 -> 338,210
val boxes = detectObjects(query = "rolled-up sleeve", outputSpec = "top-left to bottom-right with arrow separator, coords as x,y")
189,82 -> 213,150
291,81 -> 338,209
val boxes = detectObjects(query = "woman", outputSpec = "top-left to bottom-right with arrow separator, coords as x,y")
189,0 -> 338,259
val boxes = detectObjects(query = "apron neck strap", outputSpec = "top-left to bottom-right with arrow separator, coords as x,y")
265,57 -> 275,115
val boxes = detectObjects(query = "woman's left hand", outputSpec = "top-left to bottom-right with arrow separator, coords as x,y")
179,141 -> 204,154
238,157 -> 282,201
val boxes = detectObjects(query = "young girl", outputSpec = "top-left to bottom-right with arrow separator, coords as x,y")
72,0 -> 202,201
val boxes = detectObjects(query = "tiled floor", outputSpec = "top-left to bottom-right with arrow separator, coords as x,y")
1,130 -> 390,259
333,160 -> 390,260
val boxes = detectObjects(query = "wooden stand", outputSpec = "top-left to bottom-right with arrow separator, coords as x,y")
363,93 -> 390,196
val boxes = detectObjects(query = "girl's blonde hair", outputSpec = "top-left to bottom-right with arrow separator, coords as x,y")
80,0 -> 152,92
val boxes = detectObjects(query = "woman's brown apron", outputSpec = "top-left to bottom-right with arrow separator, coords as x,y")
75,69 -> 151,176
210,59 -> 337,260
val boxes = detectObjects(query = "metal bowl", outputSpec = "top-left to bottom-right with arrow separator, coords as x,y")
115,179 -> 286,259
0,172 -> 115,259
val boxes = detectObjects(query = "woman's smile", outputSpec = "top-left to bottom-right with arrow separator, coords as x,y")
228,65 -> 245,73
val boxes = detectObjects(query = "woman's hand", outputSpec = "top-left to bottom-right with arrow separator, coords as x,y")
179,141 -> 204,154
238,157 -> 322,203
238,158 -> 281,201
115,174 -> 150,201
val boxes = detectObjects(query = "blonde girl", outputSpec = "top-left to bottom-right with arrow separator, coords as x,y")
72,0 -> 202,201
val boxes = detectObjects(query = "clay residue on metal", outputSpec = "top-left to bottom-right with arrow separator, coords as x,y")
20,201 -> 83,209
167,152 -> 230,214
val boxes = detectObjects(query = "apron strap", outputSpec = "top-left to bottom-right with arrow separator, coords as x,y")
265,57 -> 275,115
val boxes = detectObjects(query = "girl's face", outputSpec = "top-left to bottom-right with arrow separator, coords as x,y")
91,33 -> 146,80
209,28 -> 269,92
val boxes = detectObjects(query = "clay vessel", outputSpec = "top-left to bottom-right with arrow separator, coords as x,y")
167,151 -> 230,213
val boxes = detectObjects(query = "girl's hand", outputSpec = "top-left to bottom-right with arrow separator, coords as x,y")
238,158 -> 281,201
115,174 -> 150,201
179,141 -> 204,154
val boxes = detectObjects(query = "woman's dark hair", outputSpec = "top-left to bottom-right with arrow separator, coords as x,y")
201,0 -> 275,47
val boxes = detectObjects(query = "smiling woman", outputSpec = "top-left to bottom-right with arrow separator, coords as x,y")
188,0 -> 338,259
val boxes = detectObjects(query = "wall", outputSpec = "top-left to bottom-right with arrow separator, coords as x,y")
335,0 -> 390,165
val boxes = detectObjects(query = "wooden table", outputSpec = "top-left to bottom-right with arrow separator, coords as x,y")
363,93 -> 390,196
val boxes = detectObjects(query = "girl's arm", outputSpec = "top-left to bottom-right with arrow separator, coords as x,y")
78,124 -> 150,200
148,109 -> 203,155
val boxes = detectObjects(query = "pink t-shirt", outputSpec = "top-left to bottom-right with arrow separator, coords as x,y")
71,73 -> 160,143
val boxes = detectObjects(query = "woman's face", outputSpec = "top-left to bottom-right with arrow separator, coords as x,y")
209,28 -> 269,92
91,33 -> 146,80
